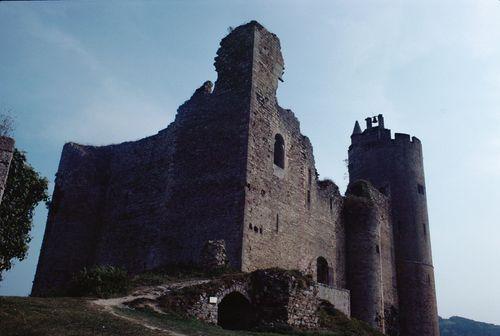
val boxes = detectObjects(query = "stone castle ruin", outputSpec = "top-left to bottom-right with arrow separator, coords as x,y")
32,21 -> 439,335
0,136 -> 14,206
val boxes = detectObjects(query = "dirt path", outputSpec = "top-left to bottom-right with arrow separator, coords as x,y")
92,279 -> 210,335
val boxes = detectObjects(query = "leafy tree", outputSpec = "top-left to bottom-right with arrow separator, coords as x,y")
0,149 -> 49,280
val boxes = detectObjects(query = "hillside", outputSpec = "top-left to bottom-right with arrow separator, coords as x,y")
440,316 -> 500,336
0,296 -> 383,336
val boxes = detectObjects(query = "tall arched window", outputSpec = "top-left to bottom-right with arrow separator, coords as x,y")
274,134 -> 285,169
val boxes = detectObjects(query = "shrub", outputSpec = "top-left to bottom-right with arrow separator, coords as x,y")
69,265 -> 130,298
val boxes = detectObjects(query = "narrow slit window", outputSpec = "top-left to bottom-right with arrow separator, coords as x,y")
274,134 -> 285,169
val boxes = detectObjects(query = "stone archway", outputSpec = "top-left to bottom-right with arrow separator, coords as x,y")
217,291 -> 255,330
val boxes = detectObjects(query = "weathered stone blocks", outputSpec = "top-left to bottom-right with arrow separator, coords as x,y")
200,240 -> 229,272
156,268 -> 327,330
0,136 -> 14,205
31,20 -> 440,336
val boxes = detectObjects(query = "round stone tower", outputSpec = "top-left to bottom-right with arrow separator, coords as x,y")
348,115 -> 439,336
344,180 -> 386,332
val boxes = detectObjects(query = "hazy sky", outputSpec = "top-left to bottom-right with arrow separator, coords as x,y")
1,0 -> 499,325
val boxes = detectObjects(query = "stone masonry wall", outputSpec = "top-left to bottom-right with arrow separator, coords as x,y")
33,21 -> 348,296
33,143 -> 122,294
241,22 -> 346,289
32,24 -> 257,296
162,269 -> 323,330
348,123 -> 439,335
344,180 -> 388,333
317,284 -> 350,317
0,136 -> 14,205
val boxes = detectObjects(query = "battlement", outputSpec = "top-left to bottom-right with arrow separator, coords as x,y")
350,114 -> 421,149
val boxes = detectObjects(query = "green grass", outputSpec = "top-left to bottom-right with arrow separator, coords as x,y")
0,297 -> 162,336
118,306 -> 381,336
0,296 -> 383,336
131,263 -> 239,288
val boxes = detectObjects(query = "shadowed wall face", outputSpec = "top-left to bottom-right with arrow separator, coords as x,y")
32,21 -> 347,296
30,22 -> 437,336
344,180 -> 398,334
0,136 -> 14,205
31,24 -> 258,296
348,123 -> 439,336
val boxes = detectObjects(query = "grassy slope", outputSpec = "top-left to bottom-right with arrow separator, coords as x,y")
0,297 -> 382,336
439,316 -> 500,336
0,297 -> 162,336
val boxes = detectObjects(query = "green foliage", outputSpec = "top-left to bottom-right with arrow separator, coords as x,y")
69,265 -> 130,298
0,149 -> 48,280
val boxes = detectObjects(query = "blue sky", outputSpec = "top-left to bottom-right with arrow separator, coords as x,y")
1,0 -> 500,324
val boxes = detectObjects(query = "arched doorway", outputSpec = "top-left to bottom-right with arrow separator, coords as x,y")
217,291 -> 255,330
317,256 -> 329,285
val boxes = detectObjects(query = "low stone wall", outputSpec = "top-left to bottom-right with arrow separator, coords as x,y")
317,284 -> 351,317
156,269 -> 326,330
0,136 -> 14,205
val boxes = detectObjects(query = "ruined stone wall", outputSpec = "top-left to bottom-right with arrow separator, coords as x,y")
241,23 -> 346,289
32,143 -> 111,294
348,125 -> 439,336
0,136 -> 14,205
92,129 -> 177,271
32,24 -> 258,296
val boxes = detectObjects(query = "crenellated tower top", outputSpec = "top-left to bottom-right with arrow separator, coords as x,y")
350,114 -> 421,149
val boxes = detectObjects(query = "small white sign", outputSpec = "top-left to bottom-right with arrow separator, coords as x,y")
209,296 -> 218,304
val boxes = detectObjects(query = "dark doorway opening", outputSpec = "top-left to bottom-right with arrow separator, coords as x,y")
274,134 -> 285,169
217,292 -> 255,330
317,256 -> 329,285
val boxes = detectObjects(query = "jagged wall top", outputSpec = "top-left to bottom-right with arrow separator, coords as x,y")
213,21 -> 284,96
